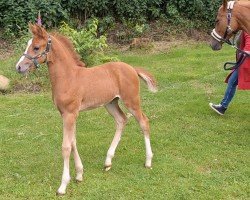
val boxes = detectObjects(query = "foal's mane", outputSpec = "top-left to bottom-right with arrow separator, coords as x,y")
52,33 -> 86,67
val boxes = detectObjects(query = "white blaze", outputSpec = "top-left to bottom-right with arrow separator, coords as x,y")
15,39 -> 33,70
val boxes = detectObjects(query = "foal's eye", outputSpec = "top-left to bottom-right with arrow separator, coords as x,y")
215,19 -> 219,24
33,46 -> 40,51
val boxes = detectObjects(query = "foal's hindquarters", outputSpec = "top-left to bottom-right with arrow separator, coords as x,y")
57,62 -> 156,195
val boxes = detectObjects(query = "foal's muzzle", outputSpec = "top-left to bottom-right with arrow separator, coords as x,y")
16,62 -> 32,74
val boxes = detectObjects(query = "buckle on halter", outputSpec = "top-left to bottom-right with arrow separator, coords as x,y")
227,13 -> 232,19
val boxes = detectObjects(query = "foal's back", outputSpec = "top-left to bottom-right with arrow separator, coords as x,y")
76,61 -> 140,110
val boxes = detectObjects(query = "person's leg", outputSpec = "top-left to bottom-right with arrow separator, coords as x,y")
209,69 -> 238,115
220,69 -> 238,108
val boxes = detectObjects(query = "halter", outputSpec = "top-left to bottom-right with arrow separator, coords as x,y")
23,36 -> 52,68
211,1 -> 237,45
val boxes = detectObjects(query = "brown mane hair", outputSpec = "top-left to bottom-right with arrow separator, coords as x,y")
52,33 -> 86,67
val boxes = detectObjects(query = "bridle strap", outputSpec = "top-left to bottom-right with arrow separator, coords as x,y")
23,36 -> 52,68
211,1 -> 236,45
223,1 -> 235,41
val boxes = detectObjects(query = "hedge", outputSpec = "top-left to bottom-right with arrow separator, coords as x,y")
0,0 -> 221,37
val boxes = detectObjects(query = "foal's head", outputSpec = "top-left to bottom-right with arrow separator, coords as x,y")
16,24 -> 51,74
210,0 -> 239,50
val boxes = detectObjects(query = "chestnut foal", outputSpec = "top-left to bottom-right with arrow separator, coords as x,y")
16,24 -> 157,195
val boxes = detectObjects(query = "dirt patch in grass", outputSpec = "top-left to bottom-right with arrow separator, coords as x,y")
12,82 -> 42,93
108,25 -> 210,53
0,39 -> 14,60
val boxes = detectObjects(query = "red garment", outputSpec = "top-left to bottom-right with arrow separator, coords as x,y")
238,32 -> 250,89
225,32 -> 250,89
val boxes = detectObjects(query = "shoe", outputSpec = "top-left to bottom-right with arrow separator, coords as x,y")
209,103 -> 227,115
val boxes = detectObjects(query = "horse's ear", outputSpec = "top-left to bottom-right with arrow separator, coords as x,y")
29,23 -> 47,38
223,0 -> 228,10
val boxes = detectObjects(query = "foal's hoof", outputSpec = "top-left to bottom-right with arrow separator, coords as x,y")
144,164 -> 152,169
56,191 -> 66,196
76,177 -> 83,183
104,165 -> 112,171
76,174 -> 83,182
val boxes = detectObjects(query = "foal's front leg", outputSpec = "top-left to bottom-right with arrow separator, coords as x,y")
57,112 -> 78,195
72,135 -> 84,182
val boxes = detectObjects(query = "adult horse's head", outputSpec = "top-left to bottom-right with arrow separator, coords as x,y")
16,24 -> 51,74
210,0 -> 240,50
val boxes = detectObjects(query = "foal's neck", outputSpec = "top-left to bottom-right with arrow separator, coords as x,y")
47,36 -> 81,91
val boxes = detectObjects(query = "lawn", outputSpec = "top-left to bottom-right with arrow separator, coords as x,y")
0,42 -> 249,199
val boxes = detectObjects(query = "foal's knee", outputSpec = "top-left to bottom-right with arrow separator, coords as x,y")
62,146 -> 71,157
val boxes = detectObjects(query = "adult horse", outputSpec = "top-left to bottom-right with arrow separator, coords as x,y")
211,0 -> 250,50
15,24 -> 157,195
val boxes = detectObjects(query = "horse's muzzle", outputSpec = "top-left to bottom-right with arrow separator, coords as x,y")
210,38 -> 222,51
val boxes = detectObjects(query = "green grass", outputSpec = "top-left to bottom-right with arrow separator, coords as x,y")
0,42 -> 249,199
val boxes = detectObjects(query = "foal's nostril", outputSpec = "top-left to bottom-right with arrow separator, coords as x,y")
18,65 -> 21,71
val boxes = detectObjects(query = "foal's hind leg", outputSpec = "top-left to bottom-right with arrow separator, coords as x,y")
124,99 -> 153,168
104,99 -> 127,171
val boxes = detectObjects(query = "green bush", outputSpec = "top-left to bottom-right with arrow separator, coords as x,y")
0,0 -> 67,37
61,0 -> 110,20
0,0 -> 222,39
59,19 -> 118,66
62,0 -> 165,22
165,0 -> 221,29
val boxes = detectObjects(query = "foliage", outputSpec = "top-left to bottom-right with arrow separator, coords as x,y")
61,0 -> 220,29
0,0 -> 222,39
61,0 -> 111,20
165,0 -> 221,29
59,19 -> 118,66
98,16 -> 116,35
0,0 -> 67,37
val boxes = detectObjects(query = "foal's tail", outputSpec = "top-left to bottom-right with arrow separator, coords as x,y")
135,67 -> 158,93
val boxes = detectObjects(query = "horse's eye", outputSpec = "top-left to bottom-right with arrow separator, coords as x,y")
34,46 -> 40,51
215,19 -> 219,24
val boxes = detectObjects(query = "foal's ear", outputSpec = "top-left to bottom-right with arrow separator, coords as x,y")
28,23 -> 47,38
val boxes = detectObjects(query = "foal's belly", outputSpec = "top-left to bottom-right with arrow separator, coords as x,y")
79,94 -> 120,111
78,66 -> 121,111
